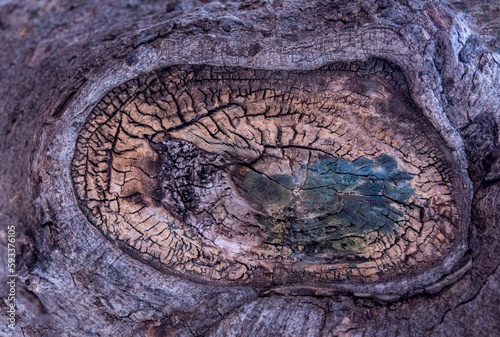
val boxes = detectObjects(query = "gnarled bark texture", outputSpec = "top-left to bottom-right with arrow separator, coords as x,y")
0,0 -> 499,336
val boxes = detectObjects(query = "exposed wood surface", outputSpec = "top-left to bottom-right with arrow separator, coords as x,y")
73,62 -> 464,288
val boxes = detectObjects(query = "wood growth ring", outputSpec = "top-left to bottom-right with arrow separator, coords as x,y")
71,59 -> 468,290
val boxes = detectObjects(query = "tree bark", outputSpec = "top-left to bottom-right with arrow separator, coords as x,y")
0,1 -> 499,336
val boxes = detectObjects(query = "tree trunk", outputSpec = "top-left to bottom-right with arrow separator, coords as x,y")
1,1 -> 499,336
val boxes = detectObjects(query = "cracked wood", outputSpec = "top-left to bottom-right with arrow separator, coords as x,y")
71,59 -> 464,285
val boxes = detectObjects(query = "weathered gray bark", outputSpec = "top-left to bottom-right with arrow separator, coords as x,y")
0,0 -> 499,336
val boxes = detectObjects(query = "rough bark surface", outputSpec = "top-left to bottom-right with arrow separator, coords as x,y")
0,0 -> 499,336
